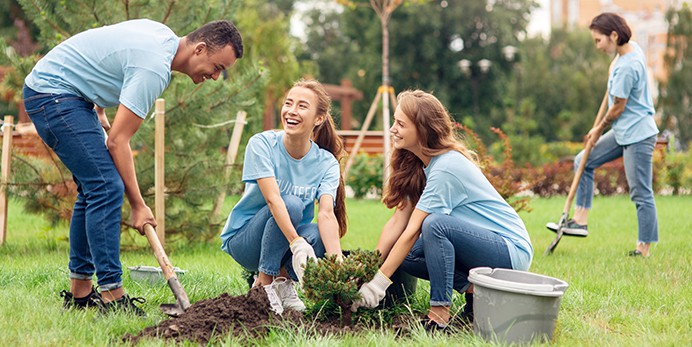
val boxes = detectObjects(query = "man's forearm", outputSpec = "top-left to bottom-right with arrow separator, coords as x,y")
108,141 -> 145,208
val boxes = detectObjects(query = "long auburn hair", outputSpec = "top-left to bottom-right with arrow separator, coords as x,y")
290,79 -> 348,237
383,90 -> 477,209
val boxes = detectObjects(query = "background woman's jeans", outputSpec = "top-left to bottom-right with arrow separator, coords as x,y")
400,213 -> 513,307
574,130 -> 658,243
224,195 -> 326,280
23,85 -> 125,290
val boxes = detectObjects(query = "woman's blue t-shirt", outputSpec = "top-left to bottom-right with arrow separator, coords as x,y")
415,151 -> 533,270
220,130 -> 340,249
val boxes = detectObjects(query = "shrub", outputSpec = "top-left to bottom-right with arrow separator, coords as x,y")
346,153 -> 383,199
662,150 -> 692,195
528,160 -> 573,197
302,249 -> 382,326
8,153 -> 76,226
539,141 -> 583,165
456,124 -> 536,213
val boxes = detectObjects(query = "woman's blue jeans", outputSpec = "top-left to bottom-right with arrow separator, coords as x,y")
23,85 -> 125,291
400,213 -> 513,307
574,130 -> 658,243
223,195 -> 326,280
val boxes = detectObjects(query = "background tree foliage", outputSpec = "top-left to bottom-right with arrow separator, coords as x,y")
658,4 -> 691,150
515,29 -> 610,142
0,0 -> 305,241
299,0 -> 537,141
298,0 -> 614,152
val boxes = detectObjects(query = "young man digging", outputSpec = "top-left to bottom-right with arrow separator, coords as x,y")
23,19 -> 243,315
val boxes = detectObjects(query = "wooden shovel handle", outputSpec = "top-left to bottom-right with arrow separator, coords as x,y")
143,223 -> 176,281
562,138 -> 596,215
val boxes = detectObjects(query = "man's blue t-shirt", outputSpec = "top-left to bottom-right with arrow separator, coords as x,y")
415,151 -> 533,271
25,19 -> 179,118
608,41 -> 658,145
220,131 -> 341,249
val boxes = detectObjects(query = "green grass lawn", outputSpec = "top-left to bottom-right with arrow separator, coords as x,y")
1,195 -> 690,346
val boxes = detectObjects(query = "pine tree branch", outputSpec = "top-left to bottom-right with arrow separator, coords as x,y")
161,0 -> 176,24
121,0 -> 130,20
25,0 -> 70,38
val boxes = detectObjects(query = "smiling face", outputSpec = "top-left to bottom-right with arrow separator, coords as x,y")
390,106 -> 421,153
188,43 -> 237,84
591,29 -> 618,55
281,86 -> 324,138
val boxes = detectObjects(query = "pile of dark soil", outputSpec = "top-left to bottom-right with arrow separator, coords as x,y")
123,287 -> 414,344
123,286 -> 291,344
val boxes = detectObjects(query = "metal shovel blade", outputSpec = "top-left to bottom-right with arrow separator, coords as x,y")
160,303 -> 185,317
159,277 -> 192,317
544,213 -> 568,255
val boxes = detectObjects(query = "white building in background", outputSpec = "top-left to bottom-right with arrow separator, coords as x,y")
549,0 -> 685,95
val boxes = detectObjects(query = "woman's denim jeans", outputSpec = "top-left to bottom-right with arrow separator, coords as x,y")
23,85 -> 125,290
574,130 -> 658,243
400,213 -> 513,307
224,195 -> 326,280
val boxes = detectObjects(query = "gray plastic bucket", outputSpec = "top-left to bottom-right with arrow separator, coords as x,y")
468,267 -> 568,344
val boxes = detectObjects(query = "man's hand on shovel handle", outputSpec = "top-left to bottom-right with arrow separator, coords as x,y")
132,204 -> 156,235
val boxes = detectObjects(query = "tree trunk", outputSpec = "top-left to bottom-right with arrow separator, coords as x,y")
381,15 -> 391,183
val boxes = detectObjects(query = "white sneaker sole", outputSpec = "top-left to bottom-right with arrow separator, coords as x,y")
545,222 -> 589,237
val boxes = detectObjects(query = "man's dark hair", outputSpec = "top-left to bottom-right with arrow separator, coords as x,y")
589,12 -> 631,46
187,20 -> 243,59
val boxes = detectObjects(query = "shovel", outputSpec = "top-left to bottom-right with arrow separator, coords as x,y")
143,223 -> 191,316
544,137 -> 595,255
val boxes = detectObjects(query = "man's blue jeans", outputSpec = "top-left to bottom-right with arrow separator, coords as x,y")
400,213 -> 513,307
23,85 -> 125,290
574,130 -> 658,243
223,195 -> 326,280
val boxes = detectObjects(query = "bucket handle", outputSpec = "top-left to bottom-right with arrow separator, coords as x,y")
469,267 -> 568,294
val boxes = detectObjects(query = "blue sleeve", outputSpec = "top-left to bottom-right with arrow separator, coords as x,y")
242,135 -> 275,182
416,169 -> 467,214
609,64 -> 636,100
317,159 -> 340,201
119,68 -> 168,118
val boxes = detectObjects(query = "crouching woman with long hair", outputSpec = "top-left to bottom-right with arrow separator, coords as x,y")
351,90 -> 533,330
220,79 -> 347,313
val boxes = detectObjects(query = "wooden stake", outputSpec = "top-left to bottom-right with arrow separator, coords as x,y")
382,86 -> 395,184
343,90 -> 383,179
154,99 -> 165,245
1,116 -> 14,245
209,111 -> 246,222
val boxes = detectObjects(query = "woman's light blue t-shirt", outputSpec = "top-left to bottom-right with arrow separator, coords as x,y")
220,131 -> 341,248
608,41 -> 658,145
415,151 -> 533,270
25,19 -> 179,119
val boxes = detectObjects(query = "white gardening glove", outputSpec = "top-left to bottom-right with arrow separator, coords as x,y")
289,237 -> 317,283
351,270 -> 392,312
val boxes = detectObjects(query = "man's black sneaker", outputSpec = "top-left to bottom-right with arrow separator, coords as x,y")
102,294 -> 147,317
60,288 -> 103,310
546,219 -> 589,237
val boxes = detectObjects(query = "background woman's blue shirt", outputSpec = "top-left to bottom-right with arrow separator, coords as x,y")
608,41 -> 659,145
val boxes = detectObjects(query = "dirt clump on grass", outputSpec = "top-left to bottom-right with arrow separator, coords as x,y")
123,287 -> 416,344
123,286 -> 293,344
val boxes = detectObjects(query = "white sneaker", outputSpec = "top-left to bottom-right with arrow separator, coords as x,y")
263,282 -> 284,315
272,277 -> 306,312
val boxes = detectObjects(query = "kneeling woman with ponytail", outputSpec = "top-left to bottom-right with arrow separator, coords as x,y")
220,79 -> 347,313
351,90 -> 533,330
